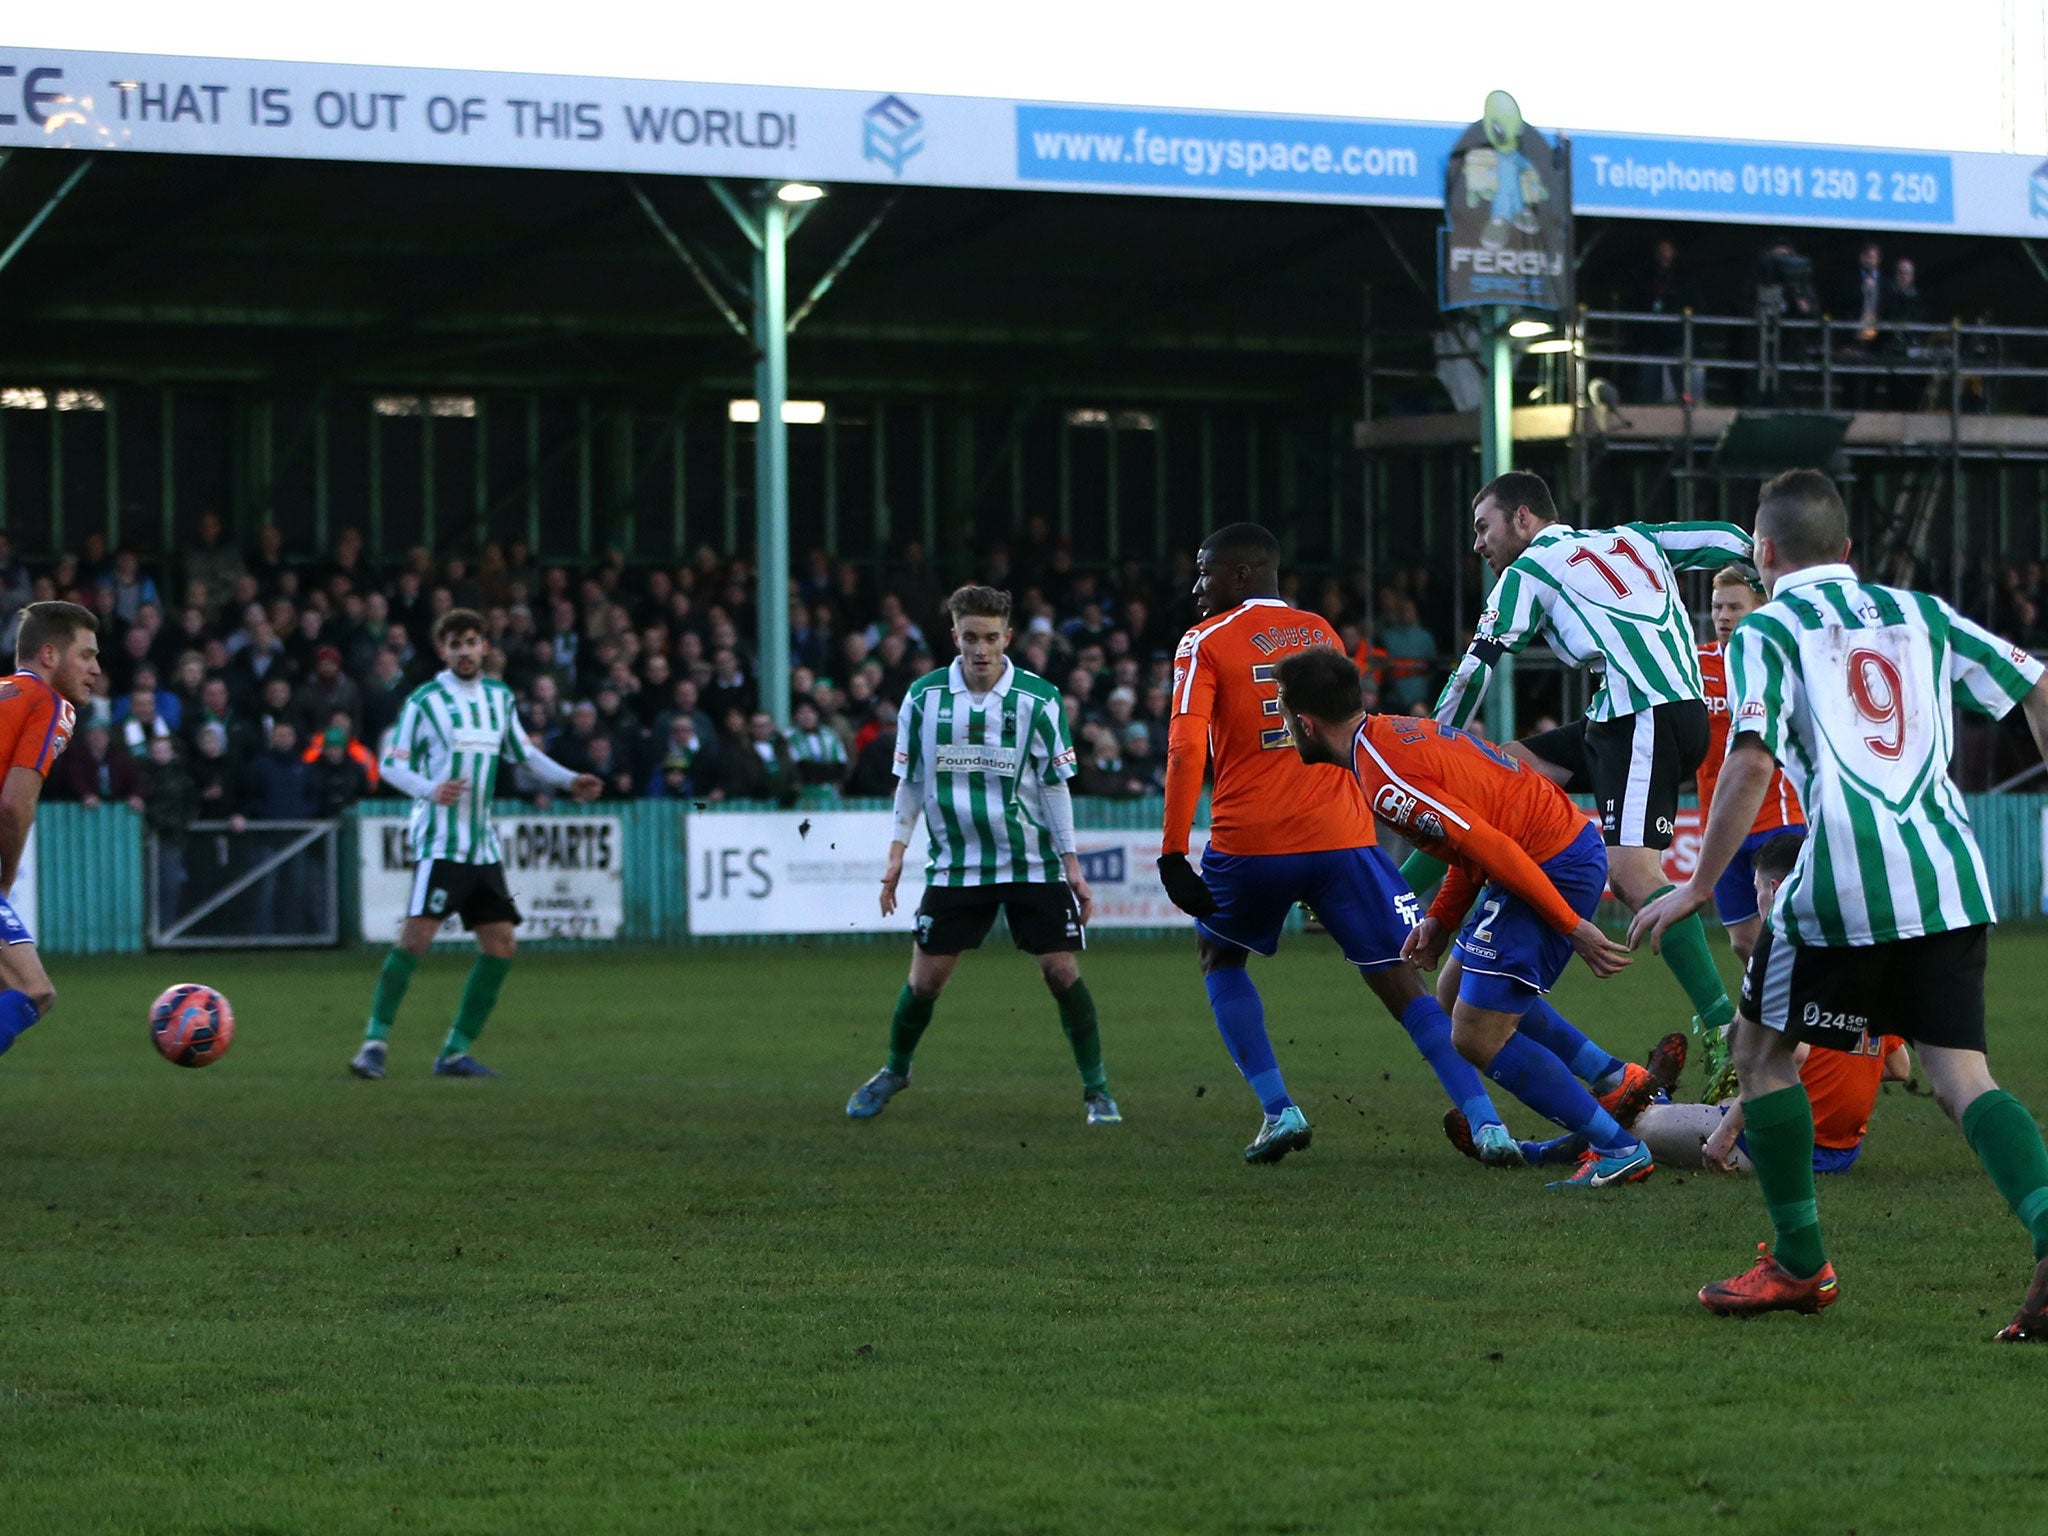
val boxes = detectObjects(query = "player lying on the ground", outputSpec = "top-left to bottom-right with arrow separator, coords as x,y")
1418,471 -> 1751,1085
352,608 -> 602,1080
846,585 -> 1119,1127
1274,646 -> 1660,1192
1634,468 -> 2048,1338
0,601 -> 97,1061
1691,567 -> 1809,1102
1510,834 -> 1907,1174
1155,522 -> 1512,1165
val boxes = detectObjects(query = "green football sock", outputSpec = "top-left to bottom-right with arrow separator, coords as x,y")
1054,977 -> 1108,1094
1399,851 -> 1449,898
1745,1083 -> 1826,1278
886,985 -> 936,1076
365,947 -> 417,1043
1646,884 -> 1735,1031
1963,1090 -> 2048,1262
441,954 -> 512,1059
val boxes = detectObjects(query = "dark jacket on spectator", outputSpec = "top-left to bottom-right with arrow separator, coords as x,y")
307,751 -> 370,818
721,728 -> 798,805
846,733 -> 897,798
248,746 -> 316,820
192,750 -> 249,821
141,753 -> 202,847
50,738 -> 143,805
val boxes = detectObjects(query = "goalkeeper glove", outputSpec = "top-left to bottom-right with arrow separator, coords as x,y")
1157,853 -> 1216,917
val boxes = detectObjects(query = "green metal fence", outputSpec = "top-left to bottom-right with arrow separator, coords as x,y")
32,791 -> 2048,953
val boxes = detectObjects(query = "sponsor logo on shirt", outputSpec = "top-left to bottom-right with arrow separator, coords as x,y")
1373,784 -> 1416,825
449,726 -> 502,751
935,745 -> 1023,776
1737,701 -> 1767,723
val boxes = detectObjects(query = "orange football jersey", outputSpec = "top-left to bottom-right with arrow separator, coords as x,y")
1349,714 -> 1590,935
1804,1031 -> 1908,1151
1698,644 -> 1802,834
0,672 -> 74,780
1163,599 -> 1375,857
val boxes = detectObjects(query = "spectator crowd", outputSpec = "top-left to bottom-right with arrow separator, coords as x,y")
0,513 -> 1455,831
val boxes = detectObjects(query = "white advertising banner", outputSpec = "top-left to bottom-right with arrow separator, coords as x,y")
687,810 -> 1206,936
358,815 -> 623,943
10,47 -> 2048,234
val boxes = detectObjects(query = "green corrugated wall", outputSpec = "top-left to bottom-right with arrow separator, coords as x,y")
31,792 -> 2048,952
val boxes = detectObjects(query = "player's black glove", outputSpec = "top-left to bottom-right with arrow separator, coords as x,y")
1157,853 -> 1216,917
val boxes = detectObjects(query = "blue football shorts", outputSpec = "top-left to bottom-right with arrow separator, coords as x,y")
1451,822 -> 1607,1014
1195,845 -> 1419,971
1713,827 -> 1808,926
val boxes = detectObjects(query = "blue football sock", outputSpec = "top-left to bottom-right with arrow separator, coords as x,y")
1485,1032 -> 1633,1151
1204,967 -> 1293,1115
0,988 -> 42,1057
1513,997 -> 1626,1089
1398,992 -> 1503,1132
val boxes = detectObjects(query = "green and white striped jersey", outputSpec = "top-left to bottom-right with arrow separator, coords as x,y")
1726,564 -> 2044,946
380,670 -> 576,865
787,725 -> 848,767
1437,520 -> 1753,727
894,658 -> 1077,886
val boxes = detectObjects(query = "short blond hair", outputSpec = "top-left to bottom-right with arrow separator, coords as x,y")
1712,566 -> 1763,595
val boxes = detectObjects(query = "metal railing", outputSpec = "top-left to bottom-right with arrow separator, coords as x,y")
148,819 -> 341,949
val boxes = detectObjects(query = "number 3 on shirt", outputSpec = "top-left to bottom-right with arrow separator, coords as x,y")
1250,663 -> 1293,750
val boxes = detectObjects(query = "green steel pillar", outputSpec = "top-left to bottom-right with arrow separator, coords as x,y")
752,189 -> 792,730
1478,305 -> 1516,743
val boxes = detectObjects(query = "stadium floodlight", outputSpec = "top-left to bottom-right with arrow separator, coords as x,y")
729,399 -> 827,424
1525,338 -> 1574,354
1507,319 -> 1554,338
776,182 -> 826,204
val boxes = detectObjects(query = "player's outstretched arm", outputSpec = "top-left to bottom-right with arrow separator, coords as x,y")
1157,712 -> 1215,916
1640,520 -> 1754,573
504,710 -> 598,801
0,765 -> 43,897
1629,738 -> 1774,953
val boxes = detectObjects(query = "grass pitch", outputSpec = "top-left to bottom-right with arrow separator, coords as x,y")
4,933 -> 2047,1535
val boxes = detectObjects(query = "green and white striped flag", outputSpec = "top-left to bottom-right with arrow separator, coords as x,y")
1727,566 -> 2043,945
1438,519 -> 1753,727
893,658 -> 1076,886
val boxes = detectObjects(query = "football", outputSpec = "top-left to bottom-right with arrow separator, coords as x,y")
149,984 -> 236,1069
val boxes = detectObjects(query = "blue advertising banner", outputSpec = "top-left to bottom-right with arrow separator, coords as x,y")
1574,132 -> 1954,226
1013,104 -> 1452,203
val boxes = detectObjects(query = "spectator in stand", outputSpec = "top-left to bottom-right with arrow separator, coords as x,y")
1376,595 -> 1439,711
257,675 -> 297,746
105,546 -> 161,626
296,645 -> 362,735
300,709 -> 379,790
1630,238 -> 1704,404
307,725 -> 371,817
247,523 -> 288,598
1842,240 -> 1885,347
702,648 -> 755,721
1121,721 -> 1165,795
646,711 -> 723,800
248,721 -> 314,819
547,701 -> 608,775
722,709 -> 798,805
1883,256 -> 1928,407
1074,720 -> 1146,799
359,649 -> 410,747
227,616 -> 290,707
786,698 -> 849,789
48,723 -> 145,809
191,723 -> 249,828
117,684 -> 174,757
184,510 -> 247,614
140,734 -> 199,923
583,734 -> 637,801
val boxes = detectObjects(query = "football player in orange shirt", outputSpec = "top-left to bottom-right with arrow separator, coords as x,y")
1157,523 -> 1511,1165
0,601 -> 99,1060
1275,645 -> 1668,1191
1628,834 -> 1910,1175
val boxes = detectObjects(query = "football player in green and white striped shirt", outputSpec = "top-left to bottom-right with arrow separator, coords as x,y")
349,609 -> 600,1081
1636,469 -> 2048,1337
845,584 -> 1120,1126
1424,470 -> 1754,1078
